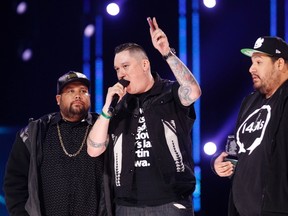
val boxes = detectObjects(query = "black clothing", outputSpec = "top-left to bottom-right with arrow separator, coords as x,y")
108,73 -> 196,207
225,80 -> 288,215
118,106 -> 178,206
3,112 -> 112,216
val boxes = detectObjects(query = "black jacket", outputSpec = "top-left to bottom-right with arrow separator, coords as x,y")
108,73 -> 196,200
228,80 -> 288,215
3,112 -> 113,216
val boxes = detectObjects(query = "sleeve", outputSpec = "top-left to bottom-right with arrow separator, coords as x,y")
3,131 -> 30,216
210,152 -> 219,175
172,81 -> 196,120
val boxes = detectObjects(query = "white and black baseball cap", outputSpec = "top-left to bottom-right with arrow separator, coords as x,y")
241,36 -> 288,60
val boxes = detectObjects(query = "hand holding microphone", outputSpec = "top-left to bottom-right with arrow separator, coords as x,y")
107,79 -> 130,115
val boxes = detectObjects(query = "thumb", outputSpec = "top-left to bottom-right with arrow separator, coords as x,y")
215,152 -> 229,163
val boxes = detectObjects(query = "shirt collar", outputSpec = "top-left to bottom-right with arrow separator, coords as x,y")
50,112 -> 93,125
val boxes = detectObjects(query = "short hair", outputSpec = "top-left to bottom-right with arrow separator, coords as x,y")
271,56 -> 288,64
115,43 -> 149,59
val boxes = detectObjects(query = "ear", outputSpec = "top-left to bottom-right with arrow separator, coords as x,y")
56,95 -> 60,105
142,59 -> 150,71
277,58 -> 286,71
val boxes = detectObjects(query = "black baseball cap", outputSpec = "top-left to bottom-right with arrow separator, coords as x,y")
241,36 -> 288,60
57,71 -> 90,94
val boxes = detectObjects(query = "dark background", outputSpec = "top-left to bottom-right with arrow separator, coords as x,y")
0,0 -> 286,215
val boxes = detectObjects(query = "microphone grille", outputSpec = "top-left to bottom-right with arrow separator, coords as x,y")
119,79 -> 130,87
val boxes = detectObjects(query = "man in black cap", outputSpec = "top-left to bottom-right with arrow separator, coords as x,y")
212,36 -> 288,215
3,71 -> 112,216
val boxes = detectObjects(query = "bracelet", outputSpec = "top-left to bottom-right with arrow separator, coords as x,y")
162,48 -> 176,60
101,111 -> 112,119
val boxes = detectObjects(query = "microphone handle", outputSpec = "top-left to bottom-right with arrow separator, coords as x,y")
108,94 -> 120,114
107,79 -> 130,115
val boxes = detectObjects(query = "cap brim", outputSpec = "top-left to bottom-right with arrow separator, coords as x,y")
240,48 -> 270,57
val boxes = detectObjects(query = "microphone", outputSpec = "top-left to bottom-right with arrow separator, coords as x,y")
108,79 -> 130,115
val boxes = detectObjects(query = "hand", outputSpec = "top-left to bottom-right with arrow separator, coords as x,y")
103,82 -> 127,112
148,17 -> 170,56
214,152 -> 235,177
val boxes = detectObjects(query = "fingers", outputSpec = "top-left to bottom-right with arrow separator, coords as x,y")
151,27 -> 168,49
148,17 -> 170,55
214,161 -> 234,177
103,83 -> 126,112
214,152 -> 234,177
155,32 -> 167,43
215,152 -> 229,163
152,17 -> 159,29
149,17 -> 165,42
108,83 -> 125,98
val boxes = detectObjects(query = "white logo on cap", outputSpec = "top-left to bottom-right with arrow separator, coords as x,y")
254,37 -> 264,49
276,49 -> 281,54
75,72 -> 87,78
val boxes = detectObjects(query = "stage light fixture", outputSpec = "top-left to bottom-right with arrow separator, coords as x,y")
84,24 -> 95,37
203,142 -> 217,155
106,3 -> 120,16
203,0 -> 216,8
16,1 -> 28,14
21,48 -> 33,61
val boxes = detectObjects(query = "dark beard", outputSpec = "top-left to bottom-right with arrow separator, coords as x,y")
62,105 -> 88,121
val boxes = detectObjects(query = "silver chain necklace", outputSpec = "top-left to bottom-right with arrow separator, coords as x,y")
57,123 -> 90,157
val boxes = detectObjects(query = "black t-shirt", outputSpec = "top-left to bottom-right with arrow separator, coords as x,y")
39,120 -> 104,215
117,92 -> 178,206
233,92 -> 279,216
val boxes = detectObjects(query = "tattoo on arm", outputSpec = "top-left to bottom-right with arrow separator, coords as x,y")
169,57 -> 198,104
178,86 -> 193,105
87,136 -> 109,148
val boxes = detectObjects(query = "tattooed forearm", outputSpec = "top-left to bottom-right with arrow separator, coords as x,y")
168,57 -> 197,85
167,56 -> 200,105
87,136 -> 109,148
178,86 -> 194,106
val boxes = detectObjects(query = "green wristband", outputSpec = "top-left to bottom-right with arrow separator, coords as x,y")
101,111 -> 112,119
